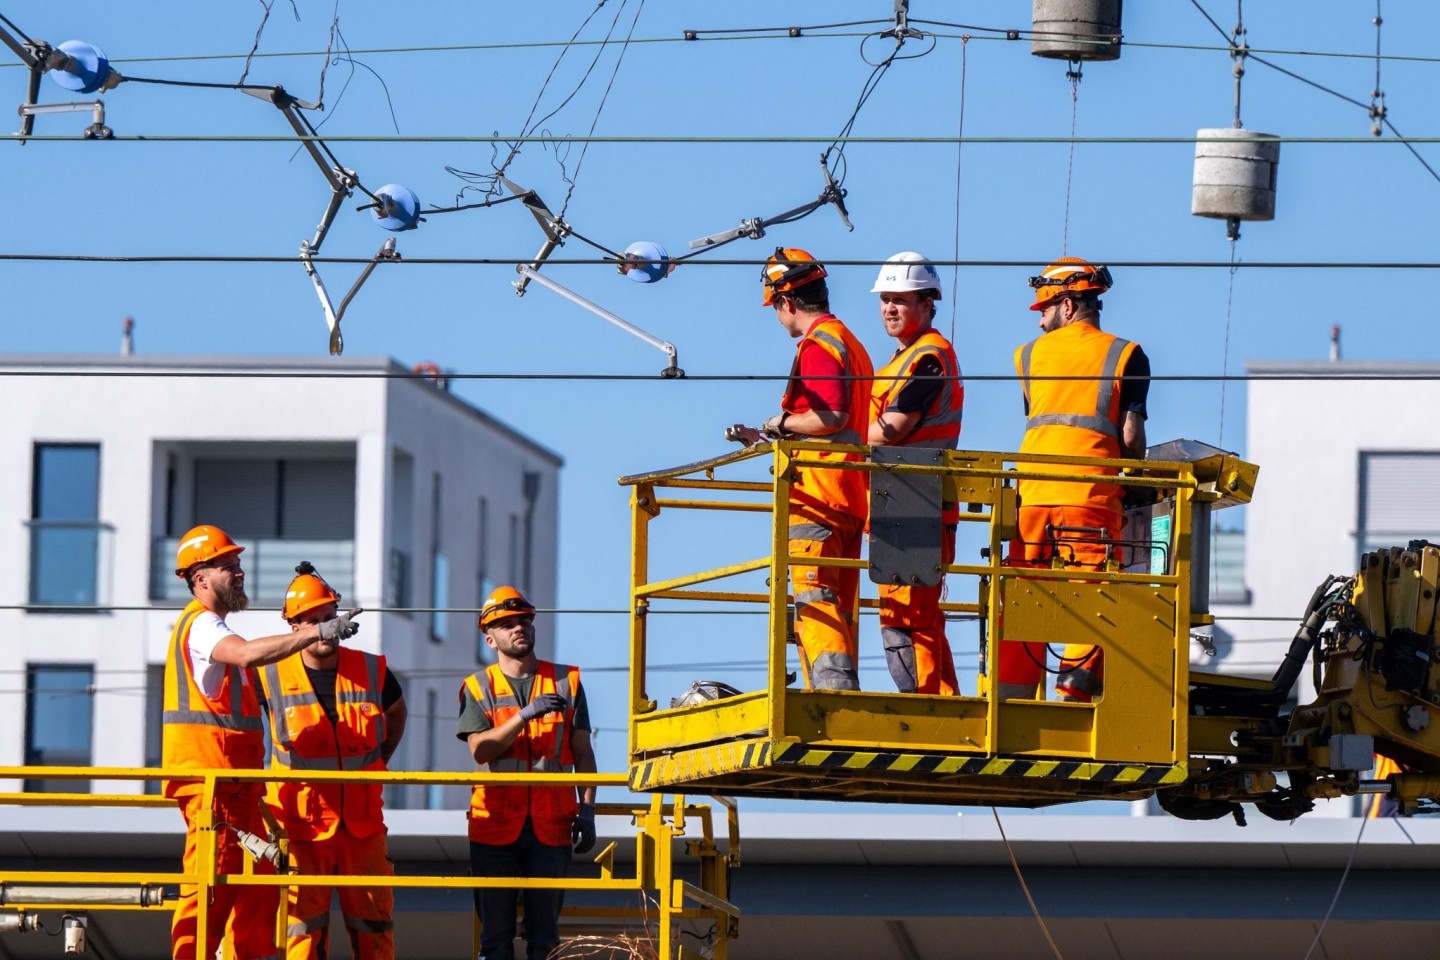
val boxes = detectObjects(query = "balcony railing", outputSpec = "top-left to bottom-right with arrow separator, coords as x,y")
27,520 -> 115,610
151,537 -> 354,604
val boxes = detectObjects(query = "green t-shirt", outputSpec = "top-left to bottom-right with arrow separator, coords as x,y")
455,669 -> 591,740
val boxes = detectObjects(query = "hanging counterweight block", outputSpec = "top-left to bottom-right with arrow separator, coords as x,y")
1031,0 -> 1122,62
1192,128 -> 1280,222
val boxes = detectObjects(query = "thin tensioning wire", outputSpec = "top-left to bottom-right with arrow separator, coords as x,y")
16,133 -> 1440,143
6,253 -> 1440,268
7,30 -> 1440,66
5,371 -> 1440,384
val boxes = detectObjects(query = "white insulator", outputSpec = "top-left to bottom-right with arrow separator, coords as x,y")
1192,128 -> 1280,222
1031,0 -> 1122,62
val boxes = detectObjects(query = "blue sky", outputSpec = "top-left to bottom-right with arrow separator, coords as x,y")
6,1 -> 1440,790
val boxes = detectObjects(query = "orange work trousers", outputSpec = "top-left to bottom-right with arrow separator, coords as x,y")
877,523 -> 958,695
998,504 -> 1122,700
790,506 -> 864,690
172,786 -> 280,960
284,829 -> 394,960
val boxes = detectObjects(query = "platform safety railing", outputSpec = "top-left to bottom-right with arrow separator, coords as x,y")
0,765 -> 740,960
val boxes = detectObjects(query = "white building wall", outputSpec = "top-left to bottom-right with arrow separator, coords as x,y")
0,355 -> 560,805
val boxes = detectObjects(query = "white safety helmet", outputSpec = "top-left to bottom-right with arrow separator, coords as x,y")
871,251 -> 943,300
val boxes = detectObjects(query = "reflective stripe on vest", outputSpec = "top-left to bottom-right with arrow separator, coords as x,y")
1020,335 -> 1129,439
261,651 -> 386,772
463,661 -> 580,847
258,648 -> 390,840
162,605 -> 263,731
161,600 -> 267,797
873,331 -> 963,449
779,315 -> 875,519
1014,322 -> 1139,510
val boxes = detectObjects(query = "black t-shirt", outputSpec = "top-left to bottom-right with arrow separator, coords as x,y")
889,353 -> 946,416
303,662 -> 404,726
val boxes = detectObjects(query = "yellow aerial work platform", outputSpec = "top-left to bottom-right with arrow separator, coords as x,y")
620,439 -> 1256,807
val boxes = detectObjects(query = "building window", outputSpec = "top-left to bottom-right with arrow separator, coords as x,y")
507,514 -> 520,585
424,689 -> 443,810
388,449 -> 415,615
29,444 -> 108,609
144,664 -> 164,795
1210,525 -> 1250,605
476,497 -> 496,664
430,474 -> 448,643
1357,452 -> 1440,557
25,664 -> 94,793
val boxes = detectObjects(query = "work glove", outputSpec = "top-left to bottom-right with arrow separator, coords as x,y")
760,412 -> 790,439
318,607 -> 363,642
572,803 -> 597,855
518,692 -> 567,723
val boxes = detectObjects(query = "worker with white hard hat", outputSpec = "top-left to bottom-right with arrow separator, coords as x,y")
867,252 -> 964,695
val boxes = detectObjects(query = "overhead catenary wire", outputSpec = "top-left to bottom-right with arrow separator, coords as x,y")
5,369 -> 1440,383
9,31 -> 1440,67
1188,0 -> 1440,186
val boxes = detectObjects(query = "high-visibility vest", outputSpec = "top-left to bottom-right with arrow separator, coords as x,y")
462,662 -> 580,846
781,315 -> 875,520
871,328 -> 963,450
258,648 -> 389,841
1015,321 -> 1139,509
161,599 -> 266,799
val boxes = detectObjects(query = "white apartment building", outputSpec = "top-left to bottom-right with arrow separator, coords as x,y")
0,354 -> 561,810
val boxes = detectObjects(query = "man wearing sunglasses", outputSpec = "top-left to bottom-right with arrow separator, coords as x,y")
257,562 -> 406,960
999,257 -> 1150,703
457,586 -> 597,960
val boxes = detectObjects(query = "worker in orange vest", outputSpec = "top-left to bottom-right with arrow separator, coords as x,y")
258,563 -> 406,960
998,259 -> 1150,701
867,252 -> 964,695
457,587 -> 598,960
729,248 -> 876,690
163,525 -> 361,960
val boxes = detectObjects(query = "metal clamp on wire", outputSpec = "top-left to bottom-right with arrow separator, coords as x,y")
300,237 -> 401,355
688,158 -> 854,251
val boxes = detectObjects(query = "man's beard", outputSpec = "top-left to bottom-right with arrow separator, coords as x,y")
215,580 -> 249,612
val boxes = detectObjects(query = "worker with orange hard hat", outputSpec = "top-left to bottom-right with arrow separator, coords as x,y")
258,563 -> 406,960
867,252 -> 964,695
457,586 -> 598,960
730,248 -> 876,690
998,258 -> 1151,702
163,525 -> 363,960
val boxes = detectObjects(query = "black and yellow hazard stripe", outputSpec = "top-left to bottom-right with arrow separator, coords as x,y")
769,743 -> 1185,785
631,738 -> 1184,791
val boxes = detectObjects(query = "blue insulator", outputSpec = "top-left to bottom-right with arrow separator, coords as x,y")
48,40 -> 112,94
372,184 -> 422,231
621,241 -> 671,283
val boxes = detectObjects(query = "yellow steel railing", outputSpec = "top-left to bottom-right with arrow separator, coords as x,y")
0,765 -> 739,960
619,441 -> 1255,805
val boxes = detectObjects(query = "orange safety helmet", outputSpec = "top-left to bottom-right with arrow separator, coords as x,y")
479,585 -> 536,629
174,524 -> 245,577
1027,256 -> 1113,311
283,562 -> 341,622
760,247 -> 828,306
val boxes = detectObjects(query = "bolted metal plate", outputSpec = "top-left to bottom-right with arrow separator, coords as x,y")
868,447 -> 944,587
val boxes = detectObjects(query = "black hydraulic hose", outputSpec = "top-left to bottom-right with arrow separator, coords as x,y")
1192,575 -> 1342,713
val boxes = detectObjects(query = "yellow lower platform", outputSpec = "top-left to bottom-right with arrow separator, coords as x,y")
631,735 -> 1185,806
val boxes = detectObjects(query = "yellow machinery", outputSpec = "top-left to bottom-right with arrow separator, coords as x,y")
621,439 -> 1256,807
621,438 -> 1440,821
0,767 -> 740,960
